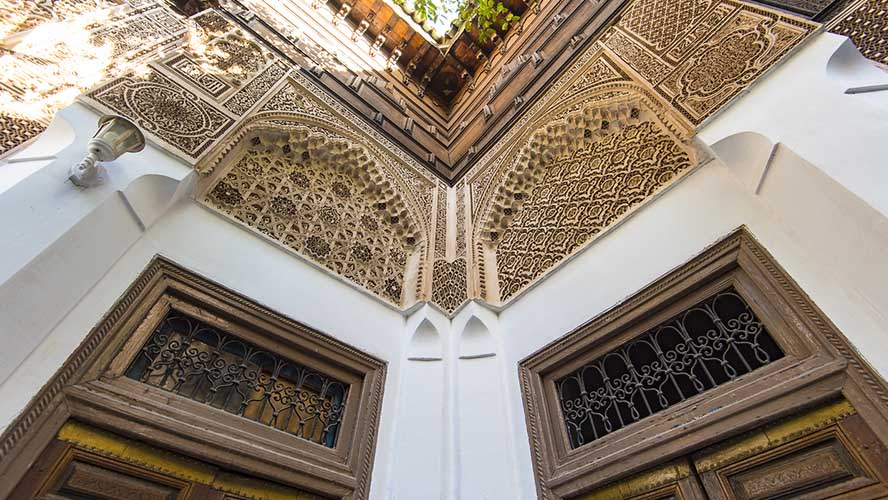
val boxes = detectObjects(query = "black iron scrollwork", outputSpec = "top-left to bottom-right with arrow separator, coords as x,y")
126,311 -> 348,448
556,289 -> 783,449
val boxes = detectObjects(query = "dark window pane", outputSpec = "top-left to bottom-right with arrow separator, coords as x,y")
126,311 -> 348,448
556,289 -> 783,449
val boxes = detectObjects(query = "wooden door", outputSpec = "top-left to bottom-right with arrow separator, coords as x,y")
573,399 -> 888,500
693,399 -> 888,500
9,421 -> 327,500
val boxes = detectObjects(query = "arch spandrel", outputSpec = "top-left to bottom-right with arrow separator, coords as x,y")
470,61 -> 699,304
197,77 -> 436,231
199,117 -> 429,307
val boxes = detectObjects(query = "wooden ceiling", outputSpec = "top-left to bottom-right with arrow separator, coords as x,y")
327,0 -> 529,108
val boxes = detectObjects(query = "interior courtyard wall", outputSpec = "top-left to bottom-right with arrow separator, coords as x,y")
1,25 -> 888,500
390,310 -> 449,499
0,107 -> 410,498
0,200 -> 410,500
698,32 -> 888,216
498,143 -> 888,500
451,307 -> 521,500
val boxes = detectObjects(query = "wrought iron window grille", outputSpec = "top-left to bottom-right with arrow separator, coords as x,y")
556,289 -> 784,449
126,310 -> 348,448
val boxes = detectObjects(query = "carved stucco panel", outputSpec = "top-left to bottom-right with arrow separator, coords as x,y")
494,117 -> 693,301
1,0 -> 188,156
620,0 -> 716,55
249,78 -> 437,234
656,6 -> 814,122
224,63 -> 288,115
0,113 -> 46,157
605,0 -> 816,125
431,258 -> 469,314
830,0 -> 888,65
84,69 -> 235,160
202,125 -> 420,305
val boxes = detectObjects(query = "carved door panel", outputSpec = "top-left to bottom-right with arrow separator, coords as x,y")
574,400 -> 888,500
693,400 -> 888,500
10,421 -> 327,500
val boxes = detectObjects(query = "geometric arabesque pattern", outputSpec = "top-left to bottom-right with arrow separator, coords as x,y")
204,126 -> 421,305
830,0 -> 888,66
608,0 -> 816,124
46,0 -> 823,311
495,118 -> 693,300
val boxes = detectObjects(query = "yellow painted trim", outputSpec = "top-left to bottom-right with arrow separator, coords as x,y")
695,398 -> 855,472
57,420 -> 217,484
214,472 -> 327,500
572,460 -> 689,500
57,421 -> 321,499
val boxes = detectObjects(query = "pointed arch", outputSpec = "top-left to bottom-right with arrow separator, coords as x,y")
197,113 -> 428,306
407,318 -> 443,360
459,316 -> 496,359
473,83 -> 698,303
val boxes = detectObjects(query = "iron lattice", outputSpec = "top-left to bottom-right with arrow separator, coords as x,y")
126,310 -> 348,448
557,289 -> 783,448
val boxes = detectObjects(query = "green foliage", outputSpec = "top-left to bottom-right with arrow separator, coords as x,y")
405,0 -> 519,42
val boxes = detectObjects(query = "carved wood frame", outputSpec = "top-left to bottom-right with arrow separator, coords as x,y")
0,256 -> 386,500
519,226 -> 888,500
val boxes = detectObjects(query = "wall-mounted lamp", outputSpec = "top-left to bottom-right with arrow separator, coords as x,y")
69,115 -> 145,188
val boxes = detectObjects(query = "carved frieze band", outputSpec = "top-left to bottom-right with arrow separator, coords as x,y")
84,69 -> 234,159
607,0 -> 816,124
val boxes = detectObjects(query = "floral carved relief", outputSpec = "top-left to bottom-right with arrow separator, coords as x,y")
202,125 -> 422,305
604,0 -> 816,124
491,110 -> 693,301
678,23 -> 770,98
657,8 -> 811,120
85,69 -> 234,159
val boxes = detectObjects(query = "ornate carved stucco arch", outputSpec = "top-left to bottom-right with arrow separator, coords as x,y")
472,83 -> 699,304
198,109 -> 431,237
197,113 -> 430,307
474,82 -> 694,230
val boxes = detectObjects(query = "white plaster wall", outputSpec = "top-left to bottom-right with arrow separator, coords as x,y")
499,146 -> 888,500
390,310 -> 448,500
0,197 -> 410,499
0,111 -> 409,498
698,32 -> 888,216
494,35 -> 888,497
452,308 -> 520,500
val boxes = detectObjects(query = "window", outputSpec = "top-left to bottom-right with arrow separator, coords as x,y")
519,227 -> 888,500
0,257 -> 386,500
556,288 -> 784,448
126,310 -> 349,448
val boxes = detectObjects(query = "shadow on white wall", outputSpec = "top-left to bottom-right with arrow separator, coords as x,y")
826,38 -> 888,94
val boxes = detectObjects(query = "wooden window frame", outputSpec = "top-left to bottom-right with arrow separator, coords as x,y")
519,226 -> 888,500
0,256 -> 386,500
